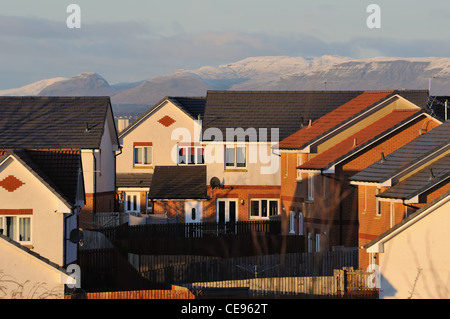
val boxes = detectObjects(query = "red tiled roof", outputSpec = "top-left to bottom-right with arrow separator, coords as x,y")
299,110 -> 421,170
278,91 -> 394,149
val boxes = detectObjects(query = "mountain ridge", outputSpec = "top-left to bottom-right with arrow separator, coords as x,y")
2,55 -> 450,116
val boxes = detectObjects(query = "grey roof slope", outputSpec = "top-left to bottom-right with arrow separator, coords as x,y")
116,173 -> 153,188
350,121 -> 450,184
0,233 -> 69,274
0,96 -> 113,149
148,166 -> 207,200
377,153 -> 450,200
0,149 -> 83,208
169,96 -> 206,119
201,91 -> 364,142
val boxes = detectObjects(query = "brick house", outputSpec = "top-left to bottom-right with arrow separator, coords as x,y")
0,96 -> 120,228
115,96 -> 206,214
350,122 -> 450,270
200,90 -> 366,226
276,90 -> 441,252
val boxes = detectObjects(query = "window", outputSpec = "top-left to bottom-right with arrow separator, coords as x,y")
289,211 -> 295,234
376,188 -> 381,216
316,234 -> 321,252
249,199 -> 279,219
296,154 -> 303,181
178,146 -> 204,165
390,202 -> 395,228
225,145 -> 246,168
134,146 -> 152,166
298,212 -> 304,236
0,216 -> 32,243
308,174 -> 315,200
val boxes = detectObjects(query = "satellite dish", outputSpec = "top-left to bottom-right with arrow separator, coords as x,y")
69,228 -> 84,246
210,177 -> 221,189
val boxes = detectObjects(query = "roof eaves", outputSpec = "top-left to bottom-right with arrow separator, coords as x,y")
0,150 -> 75,210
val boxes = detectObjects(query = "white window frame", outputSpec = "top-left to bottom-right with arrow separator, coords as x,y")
125,192 -> 140,213
376,188 -> 381,216
390,202 -> 395,228
216,199 -> 238,223
224,144 -> 246,169
0,215 -> 32,244
296,154 -> 303,181
308,173 -> 315,201
249,199 -> 279,219
289,211 -> 295,234
316,234 -> 321,252
133,146 -> 153,167
178,146 -> 205,165
298,212 -> 304,236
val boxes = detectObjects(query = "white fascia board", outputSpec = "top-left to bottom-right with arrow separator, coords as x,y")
118,187 -> 149,192
298,169 -> 322,174
377,197 -> 404,203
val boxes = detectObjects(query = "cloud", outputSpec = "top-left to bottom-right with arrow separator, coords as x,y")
0,13 -> 449,89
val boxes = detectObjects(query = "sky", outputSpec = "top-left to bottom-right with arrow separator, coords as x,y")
0,0 -> 449,89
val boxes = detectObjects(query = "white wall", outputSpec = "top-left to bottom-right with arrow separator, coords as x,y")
0,157 -> 70,266
378,197 -> 450,299
117,101 -> 200,174
0,238 -> 69,299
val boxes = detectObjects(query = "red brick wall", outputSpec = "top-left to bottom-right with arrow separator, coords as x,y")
206,185 -> 281,223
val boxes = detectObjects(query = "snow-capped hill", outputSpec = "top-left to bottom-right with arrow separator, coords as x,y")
39,72 -> 115,96
0,77 -> 67,96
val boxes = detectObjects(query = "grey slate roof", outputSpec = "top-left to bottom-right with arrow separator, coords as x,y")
169,96 -> 206,119
0,233 -> 69,275
201,91 -> 365,142
377,153 -> 450,200
0,96 -> 113,149
116,173 -> 153,188
148,166 -> 207,200
0,149 -> 83,208
350,121 -> 450,184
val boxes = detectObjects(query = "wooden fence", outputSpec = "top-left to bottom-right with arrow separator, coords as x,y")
130,249 -> 359,285
66,288 -> 196,299
97,220 -> 282,241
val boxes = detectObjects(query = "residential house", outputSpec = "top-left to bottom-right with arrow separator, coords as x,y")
148,166 -> 207,222
0,149 -> 84,267
364,189 -> 450,299
276,90 -> 440,252
201,90 -> 366,225
0,232 -> 76,299
0,96 -> 120,228
350,122 -> 450,270
115,96 -> 206,215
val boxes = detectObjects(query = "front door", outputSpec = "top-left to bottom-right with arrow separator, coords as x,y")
185,200 -> 203,223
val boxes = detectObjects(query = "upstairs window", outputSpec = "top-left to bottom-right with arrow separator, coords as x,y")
178,146 -> 204,165
225,145 -> 246,169
0,215 -> 31,243
134,144 -> 152,166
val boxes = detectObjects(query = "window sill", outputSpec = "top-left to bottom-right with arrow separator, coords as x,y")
133,165 -> 153,169
374,215 -> 381,220
224,169 -> 248,172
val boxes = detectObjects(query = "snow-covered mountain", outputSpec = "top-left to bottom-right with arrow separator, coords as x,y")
2,55 -> 450,116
